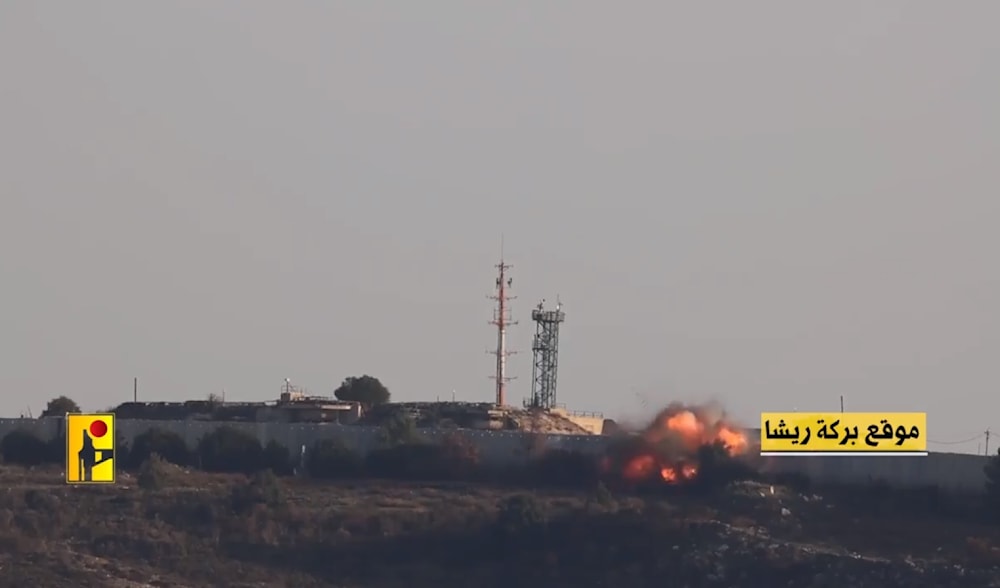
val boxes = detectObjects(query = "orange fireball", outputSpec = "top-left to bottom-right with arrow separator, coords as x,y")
609,404 -> 749,485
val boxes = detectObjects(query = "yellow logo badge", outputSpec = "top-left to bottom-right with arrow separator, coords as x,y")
66,413 -> 116,484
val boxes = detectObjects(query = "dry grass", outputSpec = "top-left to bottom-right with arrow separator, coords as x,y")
0,465 -> 999,587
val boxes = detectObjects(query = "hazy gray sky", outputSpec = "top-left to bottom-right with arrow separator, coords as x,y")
1,3 -> 997,454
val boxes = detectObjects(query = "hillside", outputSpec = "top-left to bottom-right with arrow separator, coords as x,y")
1,463 -> 999,587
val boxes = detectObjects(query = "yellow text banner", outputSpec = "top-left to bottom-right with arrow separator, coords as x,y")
759,412 -> 926,454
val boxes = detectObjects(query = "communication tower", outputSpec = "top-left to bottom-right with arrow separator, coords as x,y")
487,252 -> 516,406
527,297 -> 565,410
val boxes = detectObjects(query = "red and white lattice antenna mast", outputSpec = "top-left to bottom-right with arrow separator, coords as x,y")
488,238 -> 516,406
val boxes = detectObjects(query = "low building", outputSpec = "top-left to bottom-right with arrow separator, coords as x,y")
112,393 -> 361,424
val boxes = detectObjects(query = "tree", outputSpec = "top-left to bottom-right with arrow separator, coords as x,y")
138,454 -> 169,490
261,440 -> 293,476
125,427 -> 192,469
197,426 -> 264,475
231,469 -> 282,513
41,396 -> 80,417
379,412 -> 420,447
1,431 -> 50,466
495,494 -> 547,536
305,438 -> 364,479
333,375 -> 390,408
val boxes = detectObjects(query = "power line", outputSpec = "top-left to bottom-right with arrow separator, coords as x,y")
927,433 -> 986,445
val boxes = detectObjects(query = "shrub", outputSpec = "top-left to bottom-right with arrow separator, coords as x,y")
594,481 -> 617,510
1,431 -> 52,466
363,433 -> 480,481
197,427 -> 264,474
305,438 -> 364,480
231,469 -> 282,513
46,433 -> 66,465
496,494 -> 547,536
115,435 -> 131,467
261,440 -> 293,476
125,428 -> 192,470
23,488 -> 61,512
138,454 -> 170,490
379,413 -> 421,447
906,484 -> 946,515
525,449 -> 601,488
366,442 -> 449,480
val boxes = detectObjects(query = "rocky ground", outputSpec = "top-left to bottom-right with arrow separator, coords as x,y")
0,463 -> 998,587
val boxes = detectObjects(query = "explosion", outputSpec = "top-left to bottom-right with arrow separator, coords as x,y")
603,403 -> 750,486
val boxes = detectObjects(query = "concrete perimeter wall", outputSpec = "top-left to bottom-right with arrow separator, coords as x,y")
0,418 -> 989,493
757,452 -> 990,493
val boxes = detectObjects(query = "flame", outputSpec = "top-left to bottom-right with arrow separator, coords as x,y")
652,409 -> 747,457
666,411 -> 704,437
717,426 -> 748,455
623,454 -> 657,480
658,463 -> 698,483
609,404 -> 749,486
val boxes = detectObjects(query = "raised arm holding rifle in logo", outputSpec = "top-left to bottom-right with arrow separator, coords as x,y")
78,428 -> 114,482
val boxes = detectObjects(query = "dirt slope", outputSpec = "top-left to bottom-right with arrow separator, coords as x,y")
0,465 -> 998,587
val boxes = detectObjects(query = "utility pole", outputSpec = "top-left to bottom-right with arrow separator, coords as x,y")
487,240 -> 516,407
840,395 -> 844,413
986,429 -> 991,456
133,377 -> 138,403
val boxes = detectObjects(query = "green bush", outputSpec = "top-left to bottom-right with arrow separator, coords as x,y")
365,432 -> 483,481
496,493 -> 547,536
594,481 -> 617,511
305,438 -> 364,480
366,442 -> 446,480
46,433 -> 66,465
1,431 -> 53,466
379,413 -> 421,447
261,440 -> 293,476
125,428 -> 192,469
23,488 -> 61,512
231,469 -> 283,513
197,427 -> 264,474
524,449 -> 601,488
138,454 -> 170,490
115,435 -> 131,467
